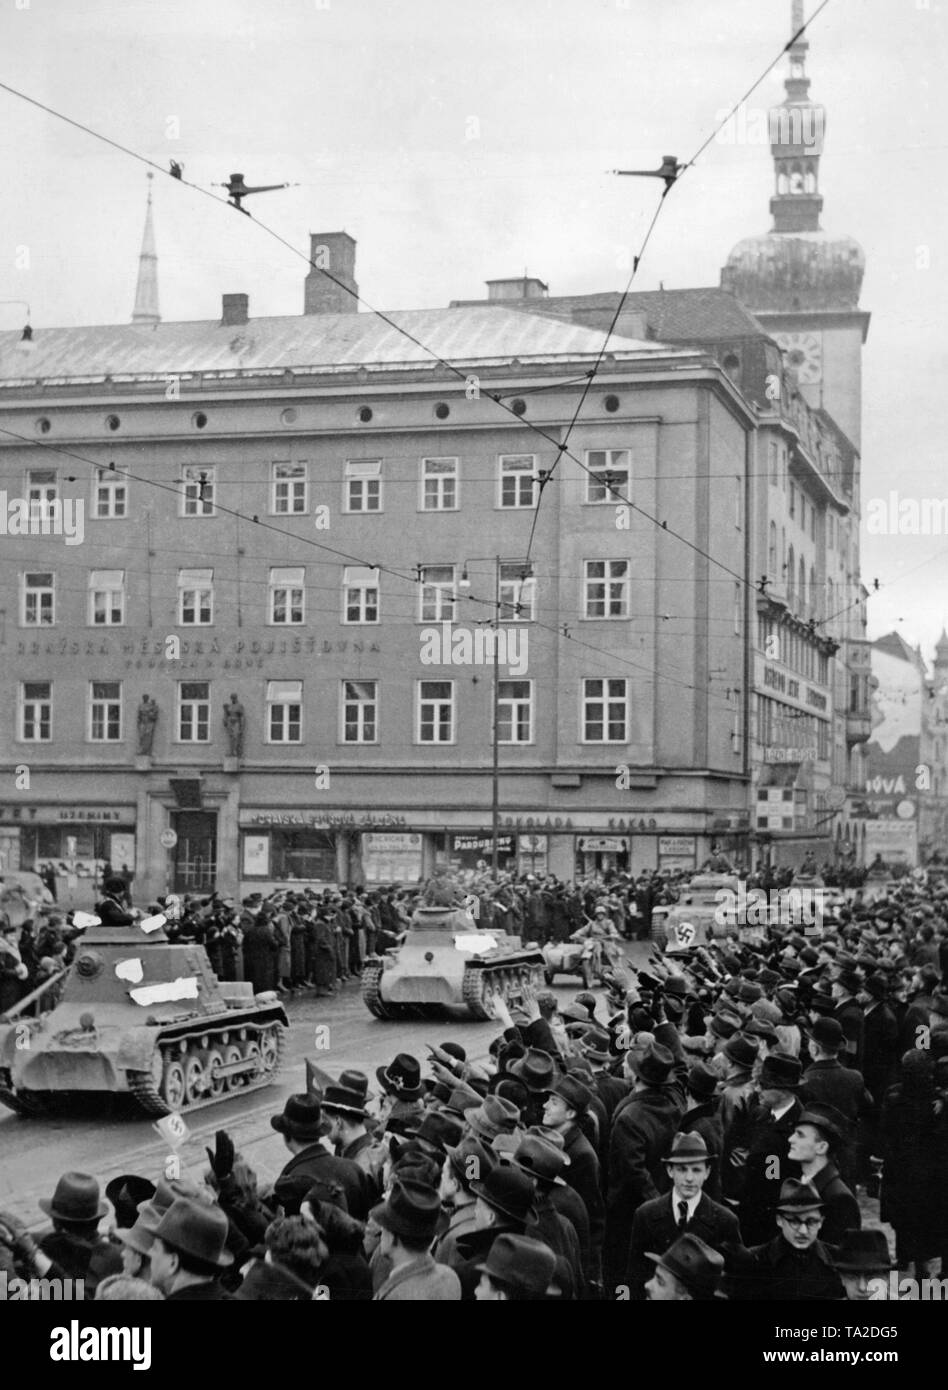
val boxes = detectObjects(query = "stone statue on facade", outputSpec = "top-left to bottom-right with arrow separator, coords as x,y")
223,693 -> 245,758
136,694 -> 159,755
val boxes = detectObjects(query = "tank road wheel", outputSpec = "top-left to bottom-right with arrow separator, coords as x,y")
223,1044 -> 244,1091
161,1059 -> 187,1111
242,1041 -> 262,1080
205,1049 -> 226,1099
183,1052 -> 207,1106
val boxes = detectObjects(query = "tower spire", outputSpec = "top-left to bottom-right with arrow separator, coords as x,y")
768,0 -> 826,233
131,173 -> 161,325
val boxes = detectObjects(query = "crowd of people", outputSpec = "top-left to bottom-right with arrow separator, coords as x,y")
2,858 -> 948,1301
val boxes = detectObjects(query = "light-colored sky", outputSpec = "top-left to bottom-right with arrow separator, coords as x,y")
0,0 -> 945,657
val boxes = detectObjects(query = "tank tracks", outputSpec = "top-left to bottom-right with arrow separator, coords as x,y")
462,960 -> 546,1021
361,961 -> 395,1019
126,1020 -> 287,1118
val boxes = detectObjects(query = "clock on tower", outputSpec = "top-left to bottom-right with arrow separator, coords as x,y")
774,330 -> 823,384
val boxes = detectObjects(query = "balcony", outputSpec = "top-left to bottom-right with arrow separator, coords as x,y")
845,710 -> 872,745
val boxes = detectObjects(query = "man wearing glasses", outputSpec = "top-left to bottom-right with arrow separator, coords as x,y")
724,1179 -> 844,1300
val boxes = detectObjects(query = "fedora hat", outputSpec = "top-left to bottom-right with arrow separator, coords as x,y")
797,1103 -> 847,1148
445,1135 -> 496,1191
864,973 -> 889,1001
413,1109 -> 465,1157
476,1234 -> 558,1298
744,1018 -> 778,1045
137,1176 -> 207,1233
116,1214 -> 157,1259
758,1052 -> 802,1091
270,1093 -> 331,1142
709,1012 -> 740,1040
338,1069 -> 372,1100
376,1053 -> 424,1101
809,991 -> 836,1017
646,1233 -> 724,1298
509,1135 -> 569,1187
723,1033 -> 758,1070
664,1131 -> 712,1166
469,1165 -> 538,1225
465,1094 -> 521,1142
444,1084 -> 484,1116
39,1172 -> 107,1224
509,1048 -> 557,1094
321,1084 -> 368,1120
550,1073 -> 593,1114
577,1027 -> 613,1065
632,1042 -> 675,1087
371,1179 -> 442,1243
104,1175 -> 156,1230
153,1197 -> 233,1269
831,1229 -> 893,1274
807,1016 -> 844,1050
775,1178 -> 824,1215
686,1061 -> 718,1100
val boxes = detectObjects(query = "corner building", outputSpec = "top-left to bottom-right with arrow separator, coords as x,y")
0,243 -> 755,904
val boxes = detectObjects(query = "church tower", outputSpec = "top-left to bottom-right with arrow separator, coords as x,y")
721,1 -> 869,448
131,173 -> 161,326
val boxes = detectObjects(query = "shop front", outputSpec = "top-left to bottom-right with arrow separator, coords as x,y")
0,802 -> 137,908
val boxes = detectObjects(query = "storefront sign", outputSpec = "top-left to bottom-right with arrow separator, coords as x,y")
577,836 -> 630,853
452,834 -> 514,855
362,833 -> 423,884
241,810 -> 408,830
754,656 -> 831,720
658,836 -> 695,857
0,806 -> 136,824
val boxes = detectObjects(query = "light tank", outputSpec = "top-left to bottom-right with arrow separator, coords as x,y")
0,919 -> 287,1118
362,903 -> 546,1021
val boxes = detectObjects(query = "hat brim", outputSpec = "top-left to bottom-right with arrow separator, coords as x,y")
474,1259 -> 559,1297
506,1155 -> 567,1188
375,1065 -> 424,1102
155,1233 -> 234,1269
39,1196 -> 108,1222
270,1115 -> 332,1140
370,1200 -> 438,1244
321,1101 -> 367,1120
776,1202 -> 824,1217
468,1179 -> 537,1225
116,1225 -> 155,1257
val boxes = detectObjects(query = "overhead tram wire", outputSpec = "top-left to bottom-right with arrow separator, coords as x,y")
0,0 -> 840,619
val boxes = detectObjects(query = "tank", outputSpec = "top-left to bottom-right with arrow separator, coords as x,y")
651,874 -> 742,952
362,904 -> 546,1021
0,920 -> 288,1118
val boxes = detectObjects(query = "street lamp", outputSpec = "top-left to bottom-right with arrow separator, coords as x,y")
459,556 -> 532,882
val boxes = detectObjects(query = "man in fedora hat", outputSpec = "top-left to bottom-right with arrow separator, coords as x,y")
680,1062 -> 724,1202
508,1136 -> 584,1298
626,1132 -> 740,1298
322,1080 -> 380,1188
733,1053 -> 803,1247
605,1042 -> 683,1291
434,1136 -> 496,1267
542,1074 -> 605,1289
718,1032 -> 758,1133
474,1233 -> 560,1301
115,1213 -> 157,1285
372,1180 -> 460,1301
831,967 -> 865,1068
33,1172 -> 123,1298
727,1179 -> 844,1301
450,1165 -> 540,1299
802,1017 -> 873,1165
271,1094 -> 374,1220
464,1093 -> 521,1146
787,1104 -> 860,1244
644,1232 -> 725,1301
509,1048 -> 558,1126
148,1197 -> 233,1300
831,1229 -> 893,1301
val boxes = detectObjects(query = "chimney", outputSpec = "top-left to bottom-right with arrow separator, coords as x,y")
221,293 -> 249,326
304,232 -> 358,315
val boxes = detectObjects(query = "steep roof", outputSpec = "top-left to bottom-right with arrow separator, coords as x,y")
0,305 -> 682,387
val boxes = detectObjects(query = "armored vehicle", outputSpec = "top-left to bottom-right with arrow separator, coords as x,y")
362,904 -> 546,1020
0,919 -> 287,1117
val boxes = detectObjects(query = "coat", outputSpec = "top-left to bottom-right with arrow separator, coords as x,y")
679,1099 -> 725,1202
735,1099 -> 803,1248
548,1180 -> 592,1281
626,1190 -> 740,1296
806,1161 -> 860,1246
726,1235 -> 844,1301
374,1253 -> 461,1301
39,1230 -> 123,1298
801,1058 -> 872,1133
879,1082 -> 939,1258
833,996 -> 864,1069
241,919 -> 280,994
562,1123 -> 605,1281
861,1002 -> 899,1105
273,1143 -> 375,1220
604,1085 -> 683,1288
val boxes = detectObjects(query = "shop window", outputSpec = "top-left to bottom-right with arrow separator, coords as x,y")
342,680 -> 378,743
582,678 -> 628,743
20,681 -> 52,741
269,566 -> 304,625
271,461 -> 308,515
344,459 -> 382,512
269,829 -> 336,881
179,568 -> 214,625
584,559 -> 629,619
22,571 -> 55,626
90,681 -> 122,741
267,680 -> 302,743
420,457 -> 459,511
88,570 -> 125,626
417,680 -> 455,743
585,449 -> 630,503
343,566 -> 379,624
497,679 -> 533,744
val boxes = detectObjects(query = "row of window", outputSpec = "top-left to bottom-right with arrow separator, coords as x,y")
757,696 -> 831,759
15,678 -> 635,746
17,560 -> 639,626
19,450 -> 633,520
757,616 -> 830,684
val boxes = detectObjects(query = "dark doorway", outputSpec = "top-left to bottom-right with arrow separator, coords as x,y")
173,810 -> 217,892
